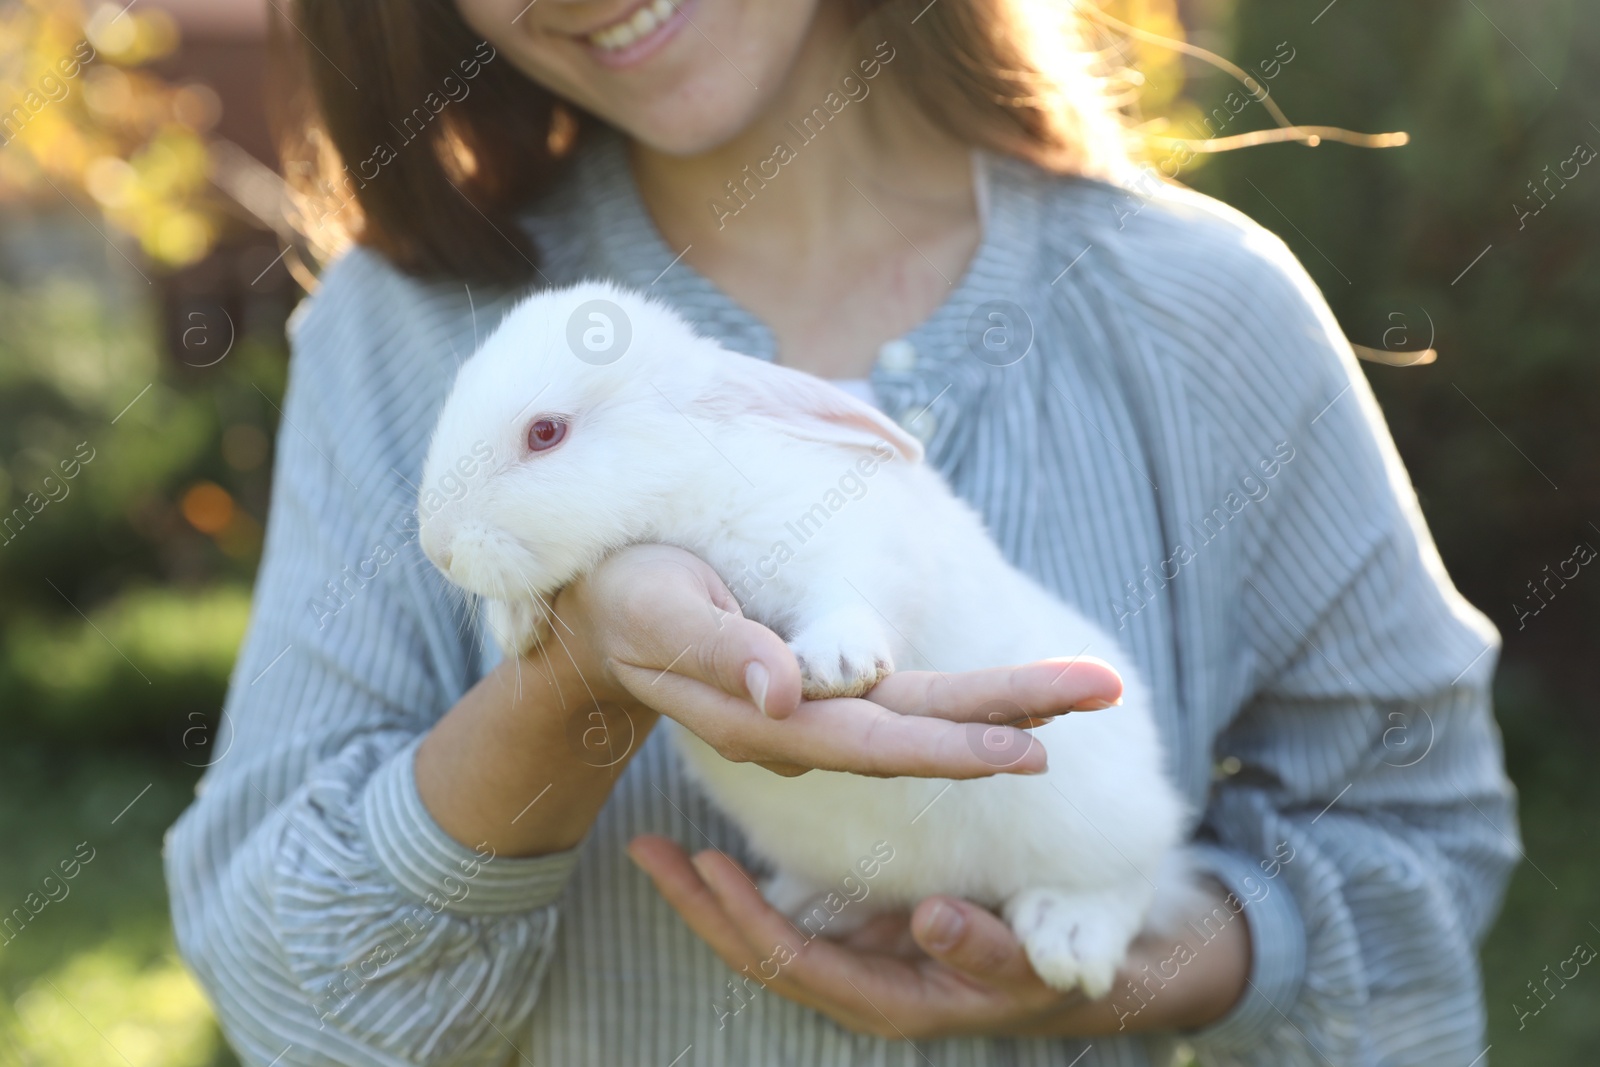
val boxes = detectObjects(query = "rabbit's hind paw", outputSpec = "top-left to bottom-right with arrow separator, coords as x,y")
1005,887 -> 1146,999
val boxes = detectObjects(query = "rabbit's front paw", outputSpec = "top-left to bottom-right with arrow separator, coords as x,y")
1005,887 -> 1146,998
787,611 -> 894,699
483,599 -> 544,658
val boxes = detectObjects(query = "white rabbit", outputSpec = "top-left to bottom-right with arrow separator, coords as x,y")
418,281 -> 1191,996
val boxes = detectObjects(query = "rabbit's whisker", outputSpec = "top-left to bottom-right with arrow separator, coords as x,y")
522,576 -> 603,713
485,575 -> 525,703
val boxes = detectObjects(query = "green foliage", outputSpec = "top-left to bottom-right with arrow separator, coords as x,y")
0,583 -> 251,743
0,262 -> 282,747
1179,3 -> 1599,1061
1183,0 -> 1600,683
1480,669 -> 1600,1064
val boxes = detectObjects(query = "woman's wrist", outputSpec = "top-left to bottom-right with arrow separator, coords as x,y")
546,579 -> 629,705
415,620 -> 656,858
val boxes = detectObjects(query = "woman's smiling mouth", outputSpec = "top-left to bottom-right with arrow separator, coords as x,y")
579,0 -> 695,68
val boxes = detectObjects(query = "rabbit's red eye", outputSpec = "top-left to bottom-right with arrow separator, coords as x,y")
526,417 -> 568,453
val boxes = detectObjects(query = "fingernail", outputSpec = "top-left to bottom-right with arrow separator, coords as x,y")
1020,743 -> 1049,775
745,661 -> 770,716
919,900 -> 965,952
690,852 -> 721,890
1077,698 -> 1114,710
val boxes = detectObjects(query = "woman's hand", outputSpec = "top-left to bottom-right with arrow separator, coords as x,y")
418,542 -> 1123,858
555,543 -> 1125,779
627,839 -> 1251,1040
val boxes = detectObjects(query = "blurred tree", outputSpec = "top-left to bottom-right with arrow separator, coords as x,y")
1,0 -> 221,267
0,3 -> 280,747
1118,4 -> 1600,1061
1173,0 -> 1600,702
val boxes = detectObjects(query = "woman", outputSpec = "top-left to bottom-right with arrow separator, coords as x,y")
166,1 -> 1519,1063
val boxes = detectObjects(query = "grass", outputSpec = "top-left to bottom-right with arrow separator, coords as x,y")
0,746 -> 237,1067
1478,673 -> 1600,1063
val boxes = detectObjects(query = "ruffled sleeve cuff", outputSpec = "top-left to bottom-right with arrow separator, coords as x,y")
1184,842 -> 1307,1052
360,735 -> 581,915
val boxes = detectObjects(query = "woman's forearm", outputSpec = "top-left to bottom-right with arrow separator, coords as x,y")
415,645 -> 658,858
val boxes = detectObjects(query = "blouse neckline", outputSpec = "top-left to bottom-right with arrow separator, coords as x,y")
570,125 -> 1043,377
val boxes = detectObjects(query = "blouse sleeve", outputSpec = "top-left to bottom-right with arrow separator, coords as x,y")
163,252 -> 578,1066
1159,214 -> 1522,1065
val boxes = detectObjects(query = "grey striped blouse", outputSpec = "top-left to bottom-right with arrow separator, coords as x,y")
165,127 -> 1520,1067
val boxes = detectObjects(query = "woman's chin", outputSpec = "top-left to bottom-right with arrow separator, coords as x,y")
618,116 -> 763,159
592,82 -> 773,158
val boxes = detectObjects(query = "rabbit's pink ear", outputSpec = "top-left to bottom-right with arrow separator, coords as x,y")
697,355 -> 925,463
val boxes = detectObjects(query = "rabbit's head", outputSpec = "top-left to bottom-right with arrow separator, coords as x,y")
418,281 -> 922,602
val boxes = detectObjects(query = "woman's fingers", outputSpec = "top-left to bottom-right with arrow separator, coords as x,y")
690,850 -> 1032,1036
625,836 -> 772,970
620,658 -> 1047,777
868,658 -> 1124,723
686,849 -> 907,1014
592,546 -> 804,718
752,759 -> 813,777
784,698 -> 1050,776
620,659 -> 1060,777
626,837 -> 847,1022
910,896 -> 1044,991
632,840 -> 1085,1039
618,601 -> 802,719
839,911 -> 921,955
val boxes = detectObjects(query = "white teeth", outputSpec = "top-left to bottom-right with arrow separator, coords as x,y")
587,0 -> 674,51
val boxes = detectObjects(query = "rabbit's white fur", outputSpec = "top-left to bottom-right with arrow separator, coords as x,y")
419,281 -> 1190,996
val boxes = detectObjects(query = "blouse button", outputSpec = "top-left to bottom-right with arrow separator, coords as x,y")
898,408 -> 937,443
877,338 -> 917,373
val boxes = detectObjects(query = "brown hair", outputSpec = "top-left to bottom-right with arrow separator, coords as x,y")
276,1 -> 1129,284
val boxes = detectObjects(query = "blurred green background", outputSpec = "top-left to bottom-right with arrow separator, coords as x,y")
0,0 -> 1594,1063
